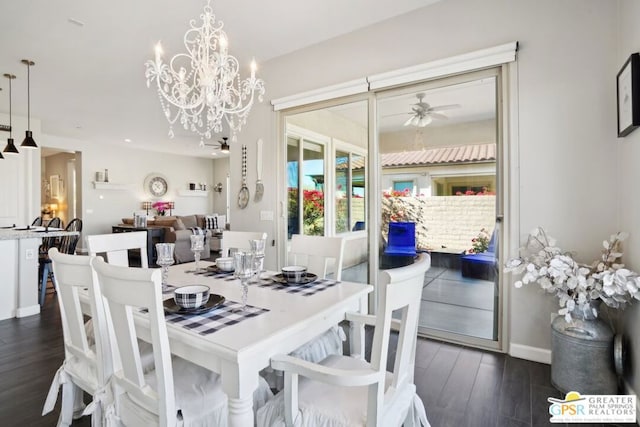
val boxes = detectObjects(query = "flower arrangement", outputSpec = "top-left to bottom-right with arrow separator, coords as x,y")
505,227 -> 640,322
152,201 -> 170,216
468,228 -> 491,254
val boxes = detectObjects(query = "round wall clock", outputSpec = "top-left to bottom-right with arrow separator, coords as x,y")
144,173 -> 169,197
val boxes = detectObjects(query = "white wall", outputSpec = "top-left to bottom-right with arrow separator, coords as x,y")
234,0 -> 619,355
211,157 -> 230,217
47,134 -> 215,237
617,0 -> 640,400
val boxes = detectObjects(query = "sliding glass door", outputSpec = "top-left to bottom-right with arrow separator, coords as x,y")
376,68 -> 503,345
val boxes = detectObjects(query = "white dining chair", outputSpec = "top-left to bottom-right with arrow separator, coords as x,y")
257,253 -> 431,427
42,249 -> 113,427
221,230 -> 268,257
260,235 -> 347,390
288,234 -> 345,280
90,256 -> 273,426
288,235 -> 347,361
86,231 -> 149,268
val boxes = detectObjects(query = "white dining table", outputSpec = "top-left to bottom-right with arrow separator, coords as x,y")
101,262 -> 372,427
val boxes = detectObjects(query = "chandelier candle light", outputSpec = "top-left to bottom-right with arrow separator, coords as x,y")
144,0 -> 265,145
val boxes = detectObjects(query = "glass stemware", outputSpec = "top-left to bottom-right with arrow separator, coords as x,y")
233,251 -> 254,312
249,238 -> 266,282
190,234 -> 205,272
155,243 -> 175,292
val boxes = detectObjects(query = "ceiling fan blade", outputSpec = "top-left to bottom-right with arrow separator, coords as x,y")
429,104 -> 461,112
429,112 -> 449,120
403,116 -> 415,126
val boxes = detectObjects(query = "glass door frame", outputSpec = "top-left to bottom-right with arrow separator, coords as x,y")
275,66 -> 512,353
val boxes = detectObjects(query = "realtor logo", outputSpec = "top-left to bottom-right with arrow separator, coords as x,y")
548,391 -> 636,423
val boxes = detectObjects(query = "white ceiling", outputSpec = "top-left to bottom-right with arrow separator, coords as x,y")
0,0 -> 441,158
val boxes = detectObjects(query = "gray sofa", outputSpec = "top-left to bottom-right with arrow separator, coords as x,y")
121,214 -> 217,263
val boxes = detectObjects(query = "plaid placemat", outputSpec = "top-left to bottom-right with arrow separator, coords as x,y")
254,277 -> 340,297
164,300 -> 269,336
190,268 -> 236,280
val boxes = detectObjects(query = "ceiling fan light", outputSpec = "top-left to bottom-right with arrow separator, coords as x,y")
220,143 -> 230,154
3,138 -> 19,155
20,130 -> 37,148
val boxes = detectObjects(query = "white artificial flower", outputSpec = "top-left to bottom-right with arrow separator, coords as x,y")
505,227 -> 639,321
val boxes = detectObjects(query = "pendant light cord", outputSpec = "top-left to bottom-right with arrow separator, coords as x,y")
26,64 -> 30,131
8,77 -> 11,138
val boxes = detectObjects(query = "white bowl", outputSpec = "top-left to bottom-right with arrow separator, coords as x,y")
216,257 -> 234,271
281,265 -> 307,283
174,285 -> 210,309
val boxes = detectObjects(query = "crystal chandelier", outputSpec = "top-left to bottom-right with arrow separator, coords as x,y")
145,0 -> 265,145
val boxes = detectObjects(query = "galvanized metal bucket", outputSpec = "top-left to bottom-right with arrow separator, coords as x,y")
551,311 -> 617,395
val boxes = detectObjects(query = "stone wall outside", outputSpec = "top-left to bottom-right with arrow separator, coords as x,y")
382,195 -> 496,252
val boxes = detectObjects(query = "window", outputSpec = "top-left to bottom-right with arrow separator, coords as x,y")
336,150 -> 366,233
392,180 -> 414,194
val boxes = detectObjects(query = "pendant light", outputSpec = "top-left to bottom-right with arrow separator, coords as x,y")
20,59 -> 37,149
3,73 -> 18,156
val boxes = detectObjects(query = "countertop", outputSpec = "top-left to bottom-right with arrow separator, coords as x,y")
0,228 -> 79,241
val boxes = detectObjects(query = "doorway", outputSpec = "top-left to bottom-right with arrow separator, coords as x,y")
40,148 -> 82,229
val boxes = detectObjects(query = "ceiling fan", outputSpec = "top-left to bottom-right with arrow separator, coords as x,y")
203,137 -> 230,155
403,93 -> 460,127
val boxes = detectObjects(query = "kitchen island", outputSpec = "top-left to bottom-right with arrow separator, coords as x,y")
0,228 -> 79,320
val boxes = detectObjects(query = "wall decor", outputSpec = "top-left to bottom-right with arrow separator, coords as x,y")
144,173 -> 169,197
617,52 -> 640,137
50,175 -> 60,199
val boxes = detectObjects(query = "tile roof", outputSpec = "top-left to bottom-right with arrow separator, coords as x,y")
381,143 -> 496,167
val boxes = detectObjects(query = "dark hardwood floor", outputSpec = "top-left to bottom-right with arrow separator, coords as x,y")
0,292 -> 635,426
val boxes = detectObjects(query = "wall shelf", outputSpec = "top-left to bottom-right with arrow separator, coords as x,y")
92,182 -> 131,190
178,189 -> 209,197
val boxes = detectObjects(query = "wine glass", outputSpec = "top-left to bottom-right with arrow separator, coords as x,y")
249,238 -> 266,282
190,234 -> 205,272
233,251 -> 254,312
155,243 -> 175,292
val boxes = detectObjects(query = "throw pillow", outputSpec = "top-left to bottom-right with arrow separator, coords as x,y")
180,215 -> 198,229
173,218 -> 186,231
205,215 -> 218,230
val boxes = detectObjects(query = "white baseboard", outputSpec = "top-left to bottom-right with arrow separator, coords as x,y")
509,343 -> 551,364
16,304 -> 40,318
622,379 -> 640,424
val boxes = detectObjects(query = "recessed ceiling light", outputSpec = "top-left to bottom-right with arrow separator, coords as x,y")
211,152 -> 217,156
124,138 -> 132,143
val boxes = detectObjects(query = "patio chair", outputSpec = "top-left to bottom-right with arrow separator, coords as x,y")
257,253 -> 431,427
460,228 -> 497,280
384,222 -> 417,257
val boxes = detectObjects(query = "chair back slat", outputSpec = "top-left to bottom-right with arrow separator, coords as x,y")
32,216 -> 43,226
87,231 -> 148,268
288,234 -> 345,280
91,257 -> 174,425
372,253 -> 430,403
49,249 -> 112,385
48,217 -> 62,228
221,231 -> 267,257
